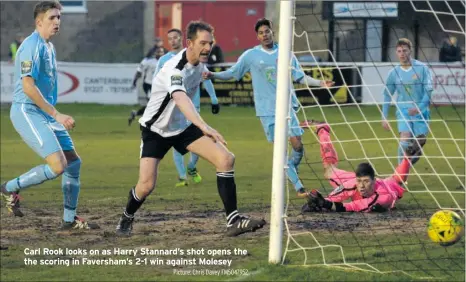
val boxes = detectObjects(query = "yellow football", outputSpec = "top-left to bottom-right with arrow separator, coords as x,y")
427,210 -> 464,246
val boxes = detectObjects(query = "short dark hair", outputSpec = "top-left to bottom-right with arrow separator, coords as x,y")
355,162 -> 375,179
255,18 -> 272,33
155,46 -> 165,53
396,38 -> 412,50
34,1 -> 61,20
167,28 -> 182,36
186,21 -> 213,41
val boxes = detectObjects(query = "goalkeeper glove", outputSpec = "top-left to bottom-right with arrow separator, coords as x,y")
302,190 -> 346,212
211,103 -> 220,114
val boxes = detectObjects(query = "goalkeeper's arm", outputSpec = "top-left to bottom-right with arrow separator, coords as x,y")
303,190 -> 346,212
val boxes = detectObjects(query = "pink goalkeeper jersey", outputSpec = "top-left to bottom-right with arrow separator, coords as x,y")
326,178 -> 406,212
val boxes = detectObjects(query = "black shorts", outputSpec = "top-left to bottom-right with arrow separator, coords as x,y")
140,124 -> 204,159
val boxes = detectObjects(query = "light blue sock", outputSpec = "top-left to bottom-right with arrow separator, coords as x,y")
290,148 -> 304,168
287,161 -> 304,191
398,141 -> 410,164
187,153 -> 200,170
62,158 -> 81,223
5,164 -> 59,192
173,149 -> 187,179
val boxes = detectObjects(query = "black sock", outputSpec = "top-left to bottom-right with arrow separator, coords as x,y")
136,106 -> 146,116
217,170 -> 238,225
124,188 -> 145,217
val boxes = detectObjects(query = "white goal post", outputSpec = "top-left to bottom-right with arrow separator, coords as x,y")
269,0 -> 295,264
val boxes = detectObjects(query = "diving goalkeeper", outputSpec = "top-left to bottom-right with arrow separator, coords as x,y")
301,121 -> 411,213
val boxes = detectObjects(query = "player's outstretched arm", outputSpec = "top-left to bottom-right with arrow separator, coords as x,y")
204,50 -> 251,81
297,75 -> 334,88
22,77 -> 74,130
290,55 -> 334,88
302,190 -> 347,213
172,91 -> 226,145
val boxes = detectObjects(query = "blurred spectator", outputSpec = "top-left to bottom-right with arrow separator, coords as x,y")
439,36 -> 462,62
146,37 -> 168,58
9,33 -> 25,62
208,44 -> 224,65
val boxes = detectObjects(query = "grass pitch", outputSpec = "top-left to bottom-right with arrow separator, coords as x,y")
1,104 -> 464,281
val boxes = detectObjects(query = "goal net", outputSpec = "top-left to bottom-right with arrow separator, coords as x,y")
274,1 -> 465,280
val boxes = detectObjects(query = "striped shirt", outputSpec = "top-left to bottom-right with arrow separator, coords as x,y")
139,49 -> 208,137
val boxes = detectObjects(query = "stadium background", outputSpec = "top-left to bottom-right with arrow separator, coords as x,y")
1,1 -> 464,106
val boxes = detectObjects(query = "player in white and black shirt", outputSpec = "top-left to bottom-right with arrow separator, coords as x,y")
116,21 -> 265,237
128,46 -> 165,126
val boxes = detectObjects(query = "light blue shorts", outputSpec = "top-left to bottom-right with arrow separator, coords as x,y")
259,112 -> 304,143
10,103 -> 75,158
396,109 -> 430,137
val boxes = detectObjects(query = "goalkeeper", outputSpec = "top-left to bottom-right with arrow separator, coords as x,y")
301,121 -> 411,213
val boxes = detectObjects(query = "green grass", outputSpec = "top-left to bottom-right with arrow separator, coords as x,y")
0,104 -> 464,281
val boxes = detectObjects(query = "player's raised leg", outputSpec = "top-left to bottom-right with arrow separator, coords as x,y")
391,156 -> 412,184
173,149 -> 188,187
301,120 -> 357,188
187,136 -> 266,237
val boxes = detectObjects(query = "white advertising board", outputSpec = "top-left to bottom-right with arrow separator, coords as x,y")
1,62 -> 139,105
333,2 -> 398,18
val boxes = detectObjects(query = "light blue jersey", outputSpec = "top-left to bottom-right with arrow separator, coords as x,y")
13,31 -> 57,105
10,30 -> 73,158
382,59 -> 433,120
213,43 -> 303,116
155,51 -> 218,109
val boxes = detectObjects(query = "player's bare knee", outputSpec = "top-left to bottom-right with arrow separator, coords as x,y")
46,154 -> 68,175
50,162 -> 66,175
216,151 -> 235,171
136,179 -> 156,197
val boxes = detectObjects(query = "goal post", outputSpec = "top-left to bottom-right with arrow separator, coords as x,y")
268,0 -> 295,264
